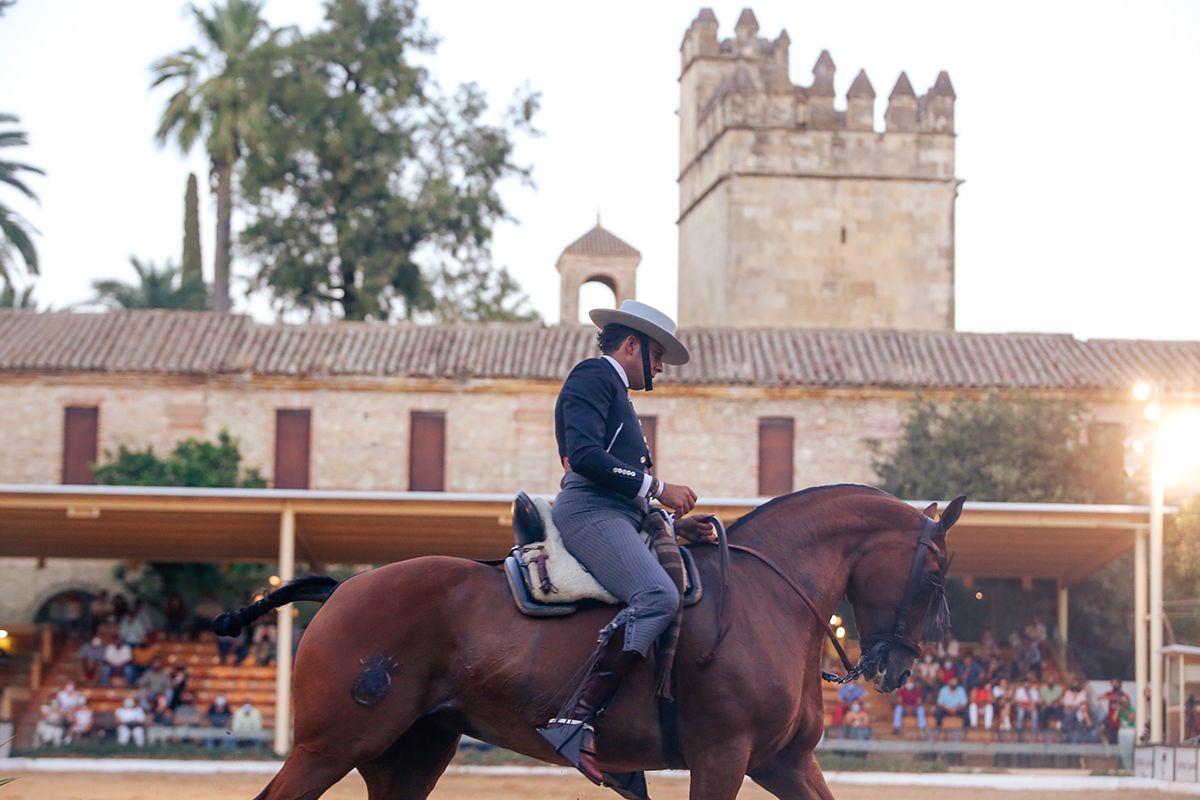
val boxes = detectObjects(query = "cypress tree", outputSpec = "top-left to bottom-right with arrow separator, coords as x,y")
182,173 -> 203,292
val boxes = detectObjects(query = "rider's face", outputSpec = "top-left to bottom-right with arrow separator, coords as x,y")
623,336 -> 665,390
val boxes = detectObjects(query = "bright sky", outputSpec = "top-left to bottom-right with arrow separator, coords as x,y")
1,0 -> 1198,339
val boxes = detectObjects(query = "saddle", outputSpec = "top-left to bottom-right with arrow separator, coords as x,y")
504,492 -> 703,617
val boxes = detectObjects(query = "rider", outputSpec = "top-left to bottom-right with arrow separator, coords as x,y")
538,299 -> 714,786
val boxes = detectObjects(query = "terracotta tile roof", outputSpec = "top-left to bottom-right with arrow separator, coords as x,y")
1,310 -> 1198,393
561,224 -> 640,258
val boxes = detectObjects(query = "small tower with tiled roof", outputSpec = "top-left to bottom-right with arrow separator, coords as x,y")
555,221 -> 641,325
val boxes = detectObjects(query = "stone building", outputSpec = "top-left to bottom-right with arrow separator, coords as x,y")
678,9 -> 958,330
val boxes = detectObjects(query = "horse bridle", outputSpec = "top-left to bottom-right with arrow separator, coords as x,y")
699,513 -> 947,685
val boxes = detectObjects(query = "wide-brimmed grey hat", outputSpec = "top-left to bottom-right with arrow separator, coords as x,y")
589,300 -> 689,365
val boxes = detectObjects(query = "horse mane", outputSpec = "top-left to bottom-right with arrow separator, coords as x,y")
727,483 -> 892,537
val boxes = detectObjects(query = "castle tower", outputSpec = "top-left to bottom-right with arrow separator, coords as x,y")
556,222 -> 640,325
678,8 -> 960,330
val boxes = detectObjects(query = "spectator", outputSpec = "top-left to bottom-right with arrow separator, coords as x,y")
101,637 -> 135,686
960,654 -> 984,691
915,654 -> 939,703
253,612 -> 278,667
137,657 -> 172,703
206,695 -> 234,749
834,681 -> 865,727
939,658 -> 959,686
118,609 -> 147,648
844,702 -> 871,741
1039,677 -> 1065,730
35,701 -> 65,748
1062,681 -> 1094,740
969,681 -> 994,730
55,681 -> 85,715
1014,679 -> 1040,731
218,624 -> 251,666
163,593 -> 188,640
232,698 -> 264,747
173,690 -> 203,728
65,698 -> 94,744
114,697 -> 147,746
994,680 -> 1014,731
1103,679 -> 1131,745
151,692 -> 175,725
60,592 -> 85,638
77,636 -> 105,683
1025,616 -> 1048,645
111,593 -> 130,620
937,635 -> 961,660
893,676 -> 927,734
1018,634 -> 1043,681
88,590 -> 113,636
977,629 -> 997,664
168,661 -> 191,709
935,676 -> 970,729
192,593 -> 223,638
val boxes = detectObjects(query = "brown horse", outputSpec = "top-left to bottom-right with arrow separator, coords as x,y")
231,484 -> 963,800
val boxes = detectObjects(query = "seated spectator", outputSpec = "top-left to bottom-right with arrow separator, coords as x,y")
173,690 -> 203,728
101,636 -> 135,686
168,661 -> 191,709
843,702 -> 871,741
893,677 -> 927,733
118,609 -> 148,648
969,681 -> 994,729
35,700 -> 65,748
937,636 -> 960,660
232,698 -> 264,747
253,612 -> 278,667
1062,681 -> 1093,740
137,657 -> 172,703
206,695 -> 234,749
936,677 -> 970,729
151,692 -> 175,725
977,629 -> 997,664
1103,679 -> 1131,745
1039,677 -> 1065,730
88,590 -> 113,637
1018,634 -> 1043,681
995,680 -> 1014,731
218,623 -> 251,666
938,658 -> 959,687
65,698 -> 94,744
114,698 -> 147,746
192,593 -> 224,638
960,654 -> 984,691
1014,679 -> 1040,731
55,681 -> 85,715
833,681 -> 865,727
77,636 -> 105,683
915,654 -> 939,703
163,593 -> 188,640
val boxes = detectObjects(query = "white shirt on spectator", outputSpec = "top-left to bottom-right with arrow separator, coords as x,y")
104,642 -> 133,666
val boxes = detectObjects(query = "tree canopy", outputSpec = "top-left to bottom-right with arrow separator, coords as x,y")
0,112 -> 44,294
91,256 -> 208,310
92,430 -> 266,488
240,0 -> 539,321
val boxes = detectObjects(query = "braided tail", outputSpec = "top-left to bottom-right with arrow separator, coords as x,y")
211,575 -> 340,637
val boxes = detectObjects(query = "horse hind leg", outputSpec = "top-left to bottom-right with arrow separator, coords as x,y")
358,716 -> 462,800
252,745 -> 354,800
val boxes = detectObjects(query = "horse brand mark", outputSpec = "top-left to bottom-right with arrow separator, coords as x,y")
351,654 -> 399,706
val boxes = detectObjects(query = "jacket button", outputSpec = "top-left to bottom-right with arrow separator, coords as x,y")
640,457 -> 646,464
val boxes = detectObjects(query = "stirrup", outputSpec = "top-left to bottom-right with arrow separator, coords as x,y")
602,769 -> 651,800
538,718 -> 597,779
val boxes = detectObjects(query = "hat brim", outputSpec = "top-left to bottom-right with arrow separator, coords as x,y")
589,308 -> 690,365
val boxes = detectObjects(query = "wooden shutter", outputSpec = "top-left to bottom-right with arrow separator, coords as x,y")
409,411 -> 446,492
639,415 -> 657,469
758,417 -> 794,497
274,409 -> 311,489
62,406 -> 99,485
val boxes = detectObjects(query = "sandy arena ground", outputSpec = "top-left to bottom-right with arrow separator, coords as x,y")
1,771 -> 1194,800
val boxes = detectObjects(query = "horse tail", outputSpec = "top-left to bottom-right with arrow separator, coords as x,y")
211,575 -> 340,638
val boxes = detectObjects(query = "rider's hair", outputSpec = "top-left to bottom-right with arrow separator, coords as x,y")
597,323 -> 639,355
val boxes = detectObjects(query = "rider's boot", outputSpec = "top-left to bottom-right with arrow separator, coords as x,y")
538,635 -> 642,786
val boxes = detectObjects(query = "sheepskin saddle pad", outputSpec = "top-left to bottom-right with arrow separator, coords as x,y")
503,491 -> 702,618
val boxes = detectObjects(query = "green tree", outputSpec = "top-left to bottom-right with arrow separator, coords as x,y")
430,261 -> 540,323
0,112 -> 45,293
91,256 -> 208,310
240,0 -> 539,321
0,280 -> 36,308
182,172 -> 204,288
92,430 -> 266,488
870,393 -> 1134,677
151,0 -> 279,313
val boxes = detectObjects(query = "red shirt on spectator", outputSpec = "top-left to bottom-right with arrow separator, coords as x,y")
897,684 -> 923,709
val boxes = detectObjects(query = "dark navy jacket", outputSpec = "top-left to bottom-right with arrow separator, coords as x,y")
555,357 -> 653,498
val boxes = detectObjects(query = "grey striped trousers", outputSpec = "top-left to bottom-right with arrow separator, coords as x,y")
551,472 -> 680,656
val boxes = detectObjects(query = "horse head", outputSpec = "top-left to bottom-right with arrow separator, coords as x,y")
844,494 -> 965,692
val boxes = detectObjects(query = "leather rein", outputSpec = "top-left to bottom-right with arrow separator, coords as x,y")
694,513 -> 944,685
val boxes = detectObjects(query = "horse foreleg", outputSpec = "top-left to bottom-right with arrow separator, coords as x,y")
747,748 -> 833,800
685,734 -> 753,800
358,716 -> 462,800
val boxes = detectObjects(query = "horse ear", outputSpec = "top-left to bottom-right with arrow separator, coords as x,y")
922,502 -> 938,520
940,495 -> 967,532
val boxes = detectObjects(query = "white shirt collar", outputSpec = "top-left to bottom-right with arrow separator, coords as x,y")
601,355 -> 629,388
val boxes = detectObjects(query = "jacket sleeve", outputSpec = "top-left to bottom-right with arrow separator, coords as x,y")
560,363 -> 648,498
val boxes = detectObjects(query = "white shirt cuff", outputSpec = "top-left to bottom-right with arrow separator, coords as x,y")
638,472 -> 653,498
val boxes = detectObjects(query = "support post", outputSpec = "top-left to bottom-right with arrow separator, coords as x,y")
1135,526 -> 1148,742
1056,582 -> 1069,650
274,503 -> 296,756
1150,459 -> 1165,744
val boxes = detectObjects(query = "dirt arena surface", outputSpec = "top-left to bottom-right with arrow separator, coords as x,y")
2,771 -> 1193,800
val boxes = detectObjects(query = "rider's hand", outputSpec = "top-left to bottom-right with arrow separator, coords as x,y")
675,515 -> 717,543
657,482 -> 697,516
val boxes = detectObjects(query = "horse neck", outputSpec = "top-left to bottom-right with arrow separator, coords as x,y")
731,488 -> 916,618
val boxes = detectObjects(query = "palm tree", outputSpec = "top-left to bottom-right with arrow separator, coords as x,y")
92,256 -> 208,310
150,0 -> 275,313
0,112 -> 45,293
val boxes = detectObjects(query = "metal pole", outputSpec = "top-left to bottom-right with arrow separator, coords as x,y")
1150,456 -> 1165,744
274,503 -> 296,756
1135,526 -> 1148,741
1057,582 -> 1069,651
